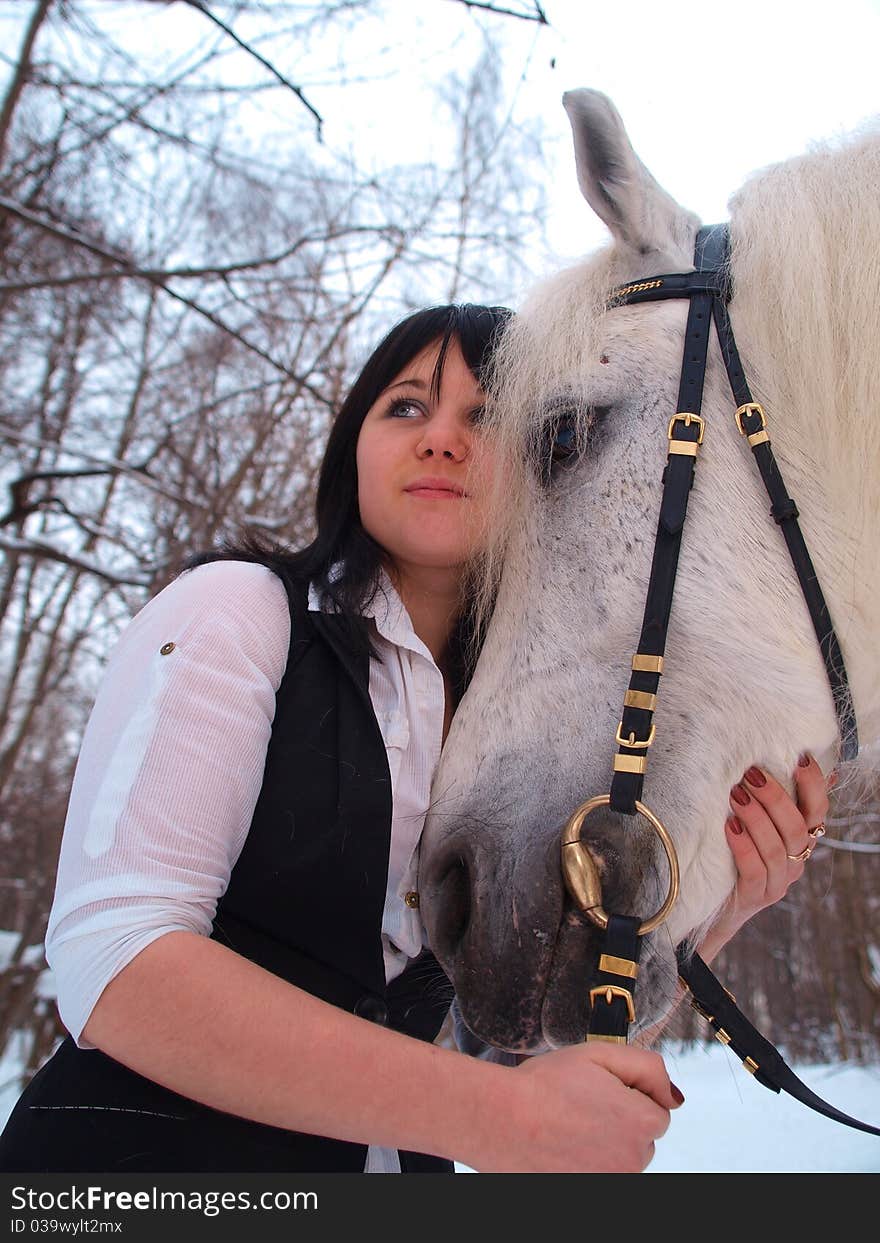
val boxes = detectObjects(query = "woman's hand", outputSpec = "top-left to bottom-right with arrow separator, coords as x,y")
697,752 -> 836,963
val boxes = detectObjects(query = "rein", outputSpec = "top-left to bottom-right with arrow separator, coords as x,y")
560,224 -> 878,1138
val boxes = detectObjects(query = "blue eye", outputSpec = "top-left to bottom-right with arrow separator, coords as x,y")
387,398 -> 423,419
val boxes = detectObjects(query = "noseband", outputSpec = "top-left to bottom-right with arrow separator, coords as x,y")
560,225 -> 877,1137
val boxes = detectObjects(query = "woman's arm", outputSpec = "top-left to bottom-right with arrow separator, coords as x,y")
83,926 -> 682,1172
44,560 -> 291,1048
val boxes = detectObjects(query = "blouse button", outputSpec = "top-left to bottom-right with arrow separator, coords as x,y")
159,642 -> 176,655
404,890 -> 420,909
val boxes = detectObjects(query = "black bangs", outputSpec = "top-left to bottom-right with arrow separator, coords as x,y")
424,305 -> 513,401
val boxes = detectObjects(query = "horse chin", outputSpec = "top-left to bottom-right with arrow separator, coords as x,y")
451,911 -> 679,1055
539,913 -> 679,1047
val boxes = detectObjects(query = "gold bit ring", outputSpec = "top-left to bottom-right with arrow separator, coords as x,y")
560,795 -> 680,934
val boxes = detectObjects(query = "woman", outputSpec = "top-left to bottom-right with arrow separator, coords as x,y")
0,304 -> 833,1174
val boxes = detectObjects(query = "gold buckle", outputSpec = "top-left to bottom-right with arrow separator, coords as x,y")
667,412 -> 705,443
735,402 -> 767,435
589,984 -> 636,1024
615,721 -> 656,749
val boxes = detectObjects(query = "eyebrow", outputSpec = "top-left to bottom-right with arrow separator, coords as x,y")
385,377 -> 428,393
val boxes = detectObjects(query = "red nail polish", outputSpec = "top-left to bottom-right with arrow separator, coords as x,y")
730,784 -> 751,807
727,815 -> 744,835
671,1083 -> 685,1104
797,753 -> 811,768
744,766 -> 766,788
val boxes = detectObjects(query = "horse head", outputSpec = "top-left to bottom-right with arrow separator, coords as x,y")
420,89 -> 880,1053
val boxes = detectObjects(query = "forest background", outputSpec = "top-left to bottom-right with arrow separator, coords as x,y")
0,0 -> 878,1098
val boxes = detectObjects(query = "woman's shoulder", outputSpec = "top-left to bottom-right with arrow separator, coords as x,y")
123,559 -> 294,678
160,558 -> 293,618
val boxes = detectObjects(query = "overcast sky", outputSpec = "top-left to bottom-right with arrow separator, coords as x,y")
2,0 -> 879,296
291,0 -> 880,283
379,0 -> 880,278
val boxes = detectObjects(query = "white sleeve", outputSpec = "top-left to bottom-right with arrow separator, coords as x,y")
44,559 -> 291,1050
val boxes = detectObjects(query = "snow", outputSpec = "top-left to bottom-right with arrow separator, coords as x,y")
648,1042 -> 880,1173
454,1042 -> 880,1173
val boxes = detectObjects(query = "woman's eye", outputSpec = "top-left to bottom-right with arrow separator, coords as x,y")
387,398 -> 424,419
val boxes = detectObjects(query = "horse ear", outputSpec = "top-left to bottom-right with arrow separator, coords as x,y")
562,89 -> 699,260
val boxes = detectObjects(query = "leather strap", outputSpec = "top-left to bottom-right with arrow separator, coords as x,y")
607,224 -> 859,771
609,232 -> 715,815
677,950 -> 880,1136
709,266 -> 859,762
586,914 -> 641,1042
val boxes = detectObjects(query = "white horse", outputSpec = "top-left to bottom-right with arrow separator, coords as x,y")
419,89 -> 880,1053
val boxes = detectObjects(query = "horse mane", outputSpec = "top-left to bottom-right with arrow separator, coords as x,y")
728,120 -> 880,551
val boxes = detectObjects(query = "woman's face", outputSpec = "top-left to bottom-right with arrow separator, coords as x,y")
356,336 -> 496,578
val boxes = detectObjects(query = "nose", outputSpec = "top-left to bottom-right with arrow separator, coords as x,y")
415,409 -> 470,461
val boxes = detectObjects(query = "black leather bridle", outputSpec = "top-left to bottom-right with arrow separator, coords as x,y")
561,224 -> 878,1138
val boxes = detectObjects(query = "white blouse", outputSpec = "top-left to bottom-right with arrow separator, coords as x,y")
43,558 -> 471,1173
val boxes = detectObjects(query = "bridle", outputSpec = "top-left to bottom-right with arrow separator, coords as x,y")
560,224 -> 878,1137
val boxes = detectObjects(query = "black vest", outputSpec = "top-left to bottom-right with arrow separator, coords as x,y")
0,562 -> 454,1174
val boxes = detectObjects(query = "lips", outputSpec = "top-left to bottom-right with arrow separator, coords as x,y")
404,476 -> 467,497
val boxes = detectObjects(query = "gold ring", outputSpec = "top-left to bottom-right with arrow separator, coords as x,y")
786,843 -> 814,863
560,795 -> 680,934
808,821 -> 826,839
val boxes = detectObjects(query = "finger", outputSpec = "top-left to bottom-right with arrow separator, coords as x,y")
588,1045 -> 683,1110
793,752 -> 832,827
736,766 -> 816,857
724,815 -> 774,904
727,794 -> 794,901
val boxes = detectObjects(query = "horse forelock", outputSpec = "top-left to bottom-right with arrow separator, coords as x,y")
464,243 -> 620,649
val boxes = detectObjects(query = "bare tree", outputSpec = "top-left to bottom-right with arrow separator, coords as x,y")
0,0 -> 549,1073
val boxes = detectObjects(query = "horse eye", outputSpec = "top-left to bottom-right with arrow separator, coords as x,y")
551,415 -> 578,463
541,406 -> 608,484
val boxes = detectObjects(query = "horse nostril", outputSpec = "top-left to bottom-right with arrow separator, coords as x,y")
433,853 -> 471,956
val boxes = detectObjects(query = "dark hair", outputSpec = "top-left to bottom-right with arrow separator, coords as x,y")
186,303 -> 511,703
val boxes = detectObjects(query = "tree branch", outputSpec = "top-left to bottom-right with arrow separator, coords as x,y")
182,0 -> 324,140
0,427 -> 201,509
0,0 -> 53,166
443,0 -> 548,23
0,195 -> 332,400
0,224 -> 403,292
0,534 -> 153,587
